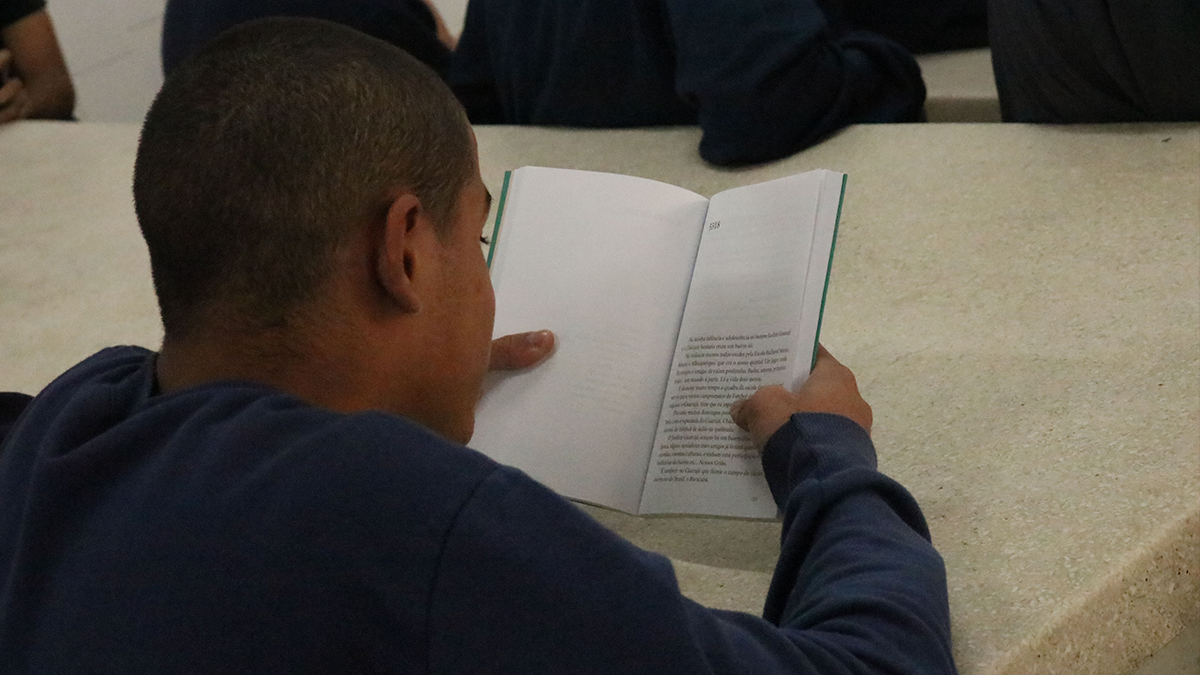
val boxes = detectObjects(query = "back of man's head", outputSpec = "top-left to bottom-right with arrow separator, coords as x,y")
134,17 -> 474,338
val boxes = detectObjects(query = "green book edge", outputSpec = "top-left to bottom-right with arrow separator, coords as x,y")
810,173 -> 847,371
486,170 -> 512,269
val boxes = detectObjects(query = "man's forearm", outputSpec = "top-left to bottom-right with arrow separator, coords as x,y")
2,10 -> 75,120
666,0 -> 924,165
761,413 -> 958,675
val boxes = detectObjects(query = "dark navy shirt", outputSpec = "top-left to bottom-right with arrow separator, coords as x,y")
989,0 -> 1199,122
161,0 -> 452,76
832,0 -> 987,54
0,347 -> 957,674
448,0 -> 932,165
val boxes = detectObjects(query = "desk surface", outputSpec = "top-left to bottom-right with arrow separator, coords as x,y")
2,120 -> 1197,675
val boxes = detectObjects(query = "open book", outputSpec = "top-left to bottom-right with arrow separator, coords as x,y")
473,167 -> 845,518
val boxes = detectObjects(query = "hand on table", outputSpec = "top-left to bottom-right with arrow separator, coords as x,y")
730,345 -> 872,448
0,50 -> 33,124
489,330 -> 555,371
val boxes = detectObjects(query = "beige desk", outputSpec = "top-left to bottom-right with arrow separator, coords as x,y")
2,120 -> 1197,675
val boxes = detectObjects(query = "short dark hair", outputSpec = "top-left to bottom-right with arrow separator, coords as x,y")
134,17 -> 475,337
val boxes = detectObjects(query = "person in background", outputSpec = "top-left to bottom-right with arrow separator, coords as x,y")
161,0 -> 985,166
1,18 -> 958,674
989,0 -> 1199,122
447,0 -> 984,166
0,0 -> 74,123
838,0 -> 986,54
160,0 -> 457,76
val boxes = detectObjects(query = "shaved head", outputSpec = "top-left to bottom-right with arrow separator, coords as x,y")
134,17 -> 475,337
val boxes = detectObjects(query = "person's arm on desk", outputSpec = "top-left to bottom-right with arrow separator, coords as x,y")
732,345 -> 957,673
0,8 -> 75,123
666,0 -> 926,165
432,345 -> 957,674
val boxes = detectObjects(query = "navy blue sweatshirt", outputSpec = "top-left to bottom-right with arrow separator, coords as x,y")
0,347 -> 957,674
161,0 -> 453,76
448,0 -> 930,165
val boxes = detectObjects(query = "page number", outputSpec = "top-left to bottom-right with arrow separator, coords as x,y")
707,220 -> 721,231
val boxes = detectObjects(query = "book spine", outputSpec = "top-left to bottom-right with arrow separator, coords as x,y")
811,174 -> 847,370
487,170 -> 513,269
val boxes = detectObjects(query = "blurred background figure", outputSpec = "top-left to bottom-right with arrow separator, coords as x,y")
0,0 -> 75,123
837,0 -> 987,54
990,0 -> 1200,122
447,0 -> 987,166
160,0 -> 456,77
158,0 -> 985,166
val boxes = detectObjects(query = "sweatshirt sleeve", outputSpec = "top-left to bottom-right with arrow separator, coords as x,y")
428,412 -> 956,675
665,0 -> 926,165
760,413 -> 957,671
0,393 -> 33,449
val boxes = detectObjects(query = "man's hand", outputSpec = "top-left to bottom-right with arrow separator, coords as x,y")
730,345 -> 872,448
489,330 -> 555,371
0,11 -> 75,122
0,50 -> 33,124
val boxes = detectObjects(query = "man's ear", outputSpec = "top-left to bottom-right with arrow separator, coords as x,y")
376,192 -> 429,314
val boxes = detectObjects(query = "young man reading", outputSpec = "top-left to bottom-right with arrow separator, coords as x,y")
0,18 -> 958,674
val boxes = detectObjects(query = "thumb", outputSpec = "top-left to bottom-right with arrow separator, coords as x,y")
489,330 -> 555,371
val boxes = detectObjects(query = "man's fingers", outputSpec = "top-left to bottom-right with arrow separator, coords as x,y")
729,398 -> 746,426
0,49 -> 11,78
810,343 -> 846,375
814,343 -> 832,364
730,385 -> 796,448
0,78 -> 20,107
730,389 -> 778,432
0,79 -> 26,123
801,345 -> 872,433
489,330 -> 555,371
730,344 -> 873,448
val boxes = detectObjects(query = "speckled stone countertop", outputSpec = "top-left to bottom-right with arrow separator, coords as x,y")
2,121 -> 1197,675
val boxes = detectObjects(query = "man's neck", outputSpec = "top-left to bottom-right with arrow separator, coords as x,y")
154,321 -> 384,414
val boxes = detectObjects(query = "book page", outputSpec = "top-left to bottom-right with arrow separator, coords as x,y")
472,167 -> 710,514
638,171 -> 843,518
